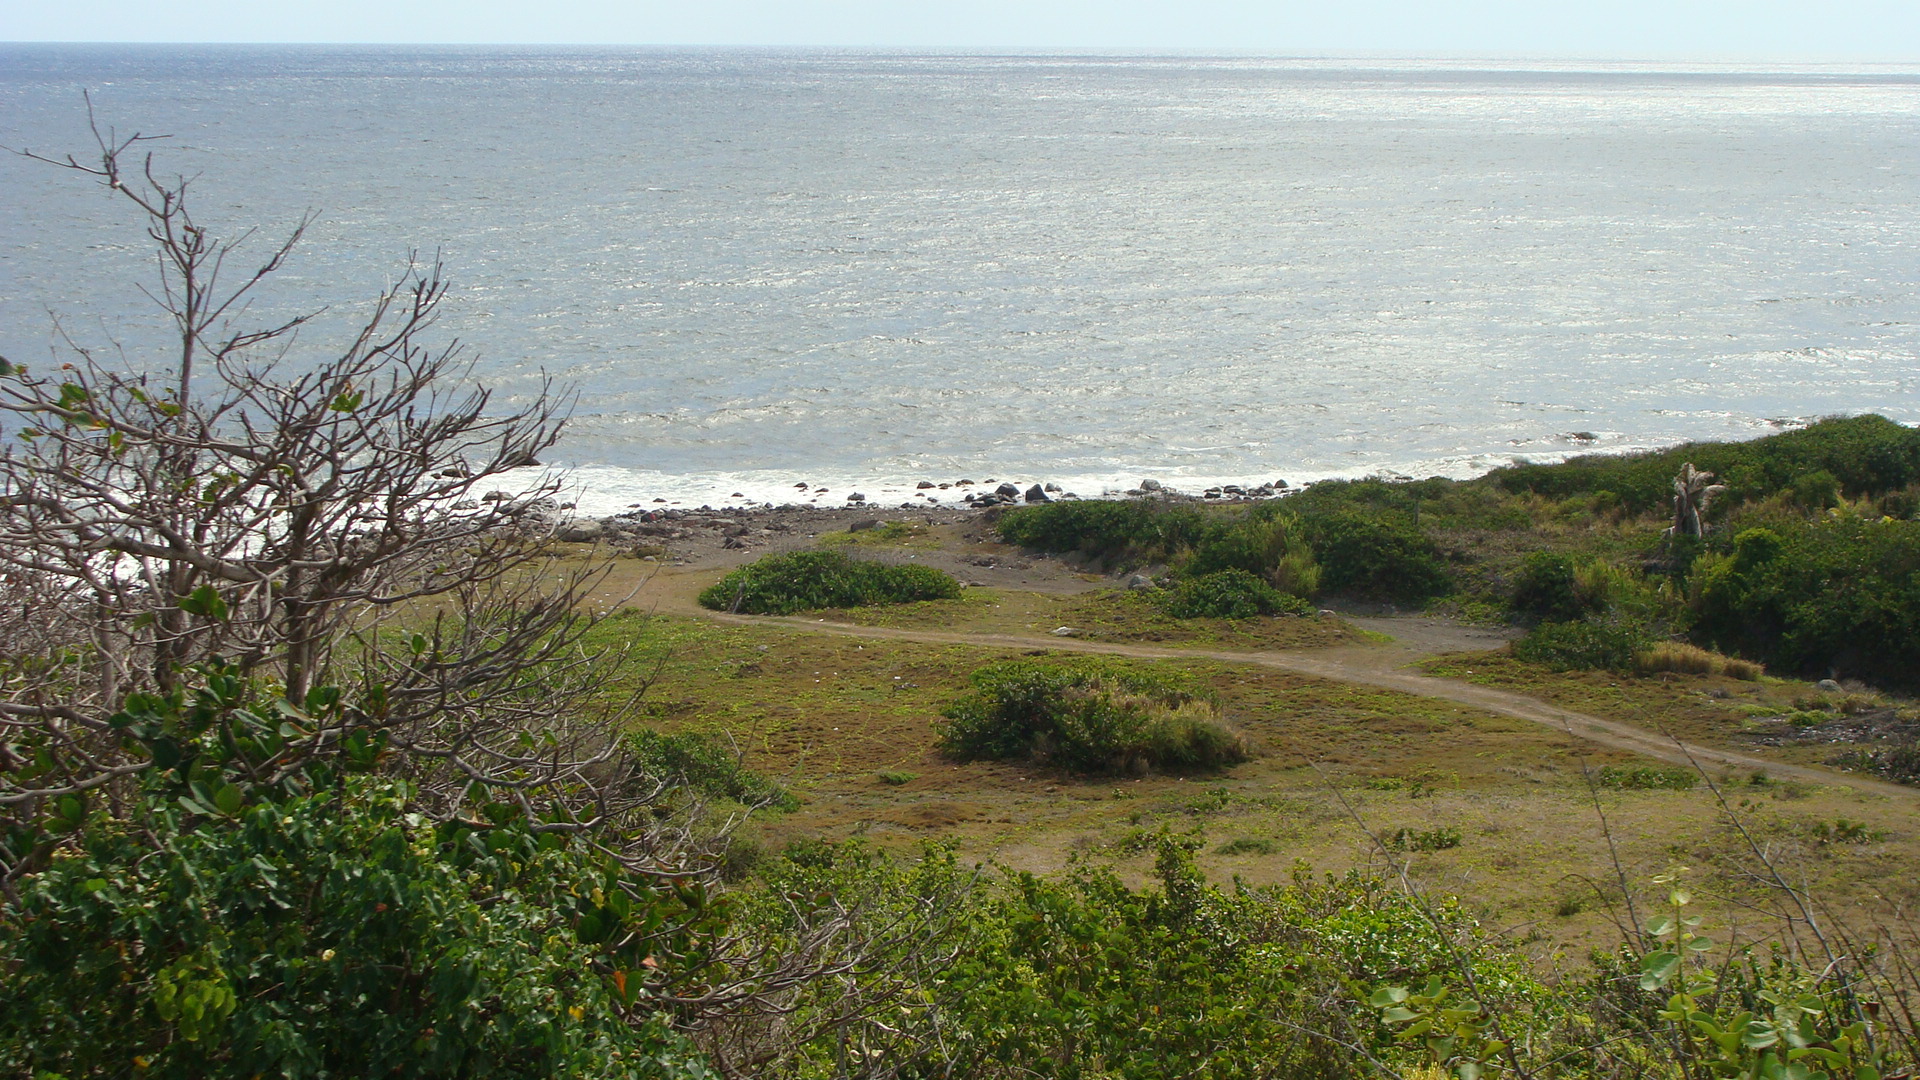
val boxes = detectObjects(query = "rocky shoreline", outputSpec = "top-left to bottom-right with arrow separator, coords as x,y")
549,475 -> 1300,566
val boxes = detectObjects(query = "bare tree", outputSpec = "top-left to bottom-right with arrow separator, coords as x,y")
0,112 -> 633,833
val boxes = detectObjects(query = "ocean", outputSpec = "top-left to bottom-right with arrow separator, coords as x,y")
2,46 -> 1916,513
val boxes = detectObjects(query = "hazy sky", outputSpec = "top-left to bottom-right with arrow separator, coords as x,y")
2,0 -> 1917,59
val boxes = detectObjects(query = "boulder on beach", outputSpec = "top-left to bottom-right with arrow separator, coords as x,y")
995,482 -> 1021,498
1139,478 -> 1163,492
556,519 -> 605,543
916,480 -> 935,489
1024,484 -> 1051,503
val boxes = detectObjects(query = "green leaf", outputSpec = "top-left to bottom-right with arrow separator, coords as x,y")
1640,951 -> 1683,990
330,389 -> 364,413
178,585 -> 229,621
1381,1006 -> 1417,1023
1368,987 -> 1409,1008
213,784 -> 243,816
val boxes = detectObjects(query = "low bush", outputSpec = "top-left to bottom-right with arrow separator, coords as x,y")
1161,569 -> 1315,619
1596,763 -> 1698,791
627,728 -> 796,810
936,660 -> 1248,775
1387,826 -> 1463,852
1510,551 -> 1590,624
1490,414 -> 1920,513
994,498 -> 1214,567
1511,617 -> 1656,672
1182,513 -> 1321,597
697,549 -> 962,614
1297,511 -> 1452,605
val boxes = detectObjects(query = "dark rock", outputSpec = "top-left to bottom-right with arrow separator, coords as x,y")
1273,479 -> 1289,489
721,536 -> 750,550
848,519 -> 880,532
1044,483 -> 1062,492
995,482 -> 1021,498
556,520 -> 605,543
847,492 -> 867,503
916,480 -> 936,489
1024,484 -> 1051,503
955,479 -> 974,487
1139,479 -> 1163,492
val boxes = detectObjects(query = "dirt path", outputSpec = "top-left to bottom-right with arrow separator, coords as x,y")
621,564 -> 1917,801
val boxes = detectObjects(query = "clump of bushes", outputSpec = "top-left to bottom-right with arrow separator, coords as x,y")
937,660 -> 1248,774
697,549 -> 962,614
1634,641 -> 1763,680
1181,513 -> 1321,598
1511,617 -> 1656,672
1161,569 -> 1315,619
1491,414 -> 1920,513
995,498 -> 1212,568
1297,511 -> 1452,605
1687,518 -> 1920,689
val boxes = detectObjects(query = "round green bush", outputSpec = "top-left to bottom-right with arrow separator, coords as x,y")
1510,551 -> 1589,624
937,661 -> 1247,775
1162,569 -> 1314,620
1510,617 -> 1654,672
697,549 -> 962,615
1298,511 -> 1451,605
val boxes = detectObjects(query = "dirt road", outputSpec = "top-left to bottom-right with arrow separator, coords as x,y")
616,562 -> 1916,801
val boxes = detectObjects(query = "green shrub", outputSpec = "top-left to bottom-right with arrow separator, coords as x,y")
1297,511 -> 1452,605
1387,826 -> 1462,852
1596,763 -> 1698,791
697,548 -> 962,614
0,676 -> 718,1080
1490,414 -> 1920,513
994,498 -> 1215,567
1687,516 -> 1920,688
1161,569 -> 1315,619
1788,468 -> 1843,511
1183,513 -> 1322,598
936,661 -> 1247,775
1510,551 -> 1588,624
627,728 -> 796,810
1512,617 -> 1656,672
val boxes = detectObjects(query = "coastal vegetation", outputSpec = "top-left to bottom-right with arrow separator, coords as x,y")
995,413 -> 1920,689
936,659 -> 1248,773
697,548 -> 963,614
6,128 -> 1920,1079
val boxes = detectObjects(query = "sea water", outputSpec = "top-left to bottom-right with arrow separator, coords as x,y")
2,47 -> 1916,513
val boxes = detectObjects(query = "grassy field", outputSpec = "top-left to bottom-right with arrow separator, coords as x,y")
587,599 -> 1920,964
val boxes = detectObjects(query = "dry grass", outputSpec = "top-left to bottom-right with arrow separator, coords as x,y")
1636,641 -> 1764,680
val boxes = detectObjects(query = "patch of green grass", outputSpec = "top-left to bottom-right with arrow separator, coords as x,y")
876,770 -> 918,786
1596,764 -> 1697,791
820,521 -> 935,547
1216,837 -> 1277,856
